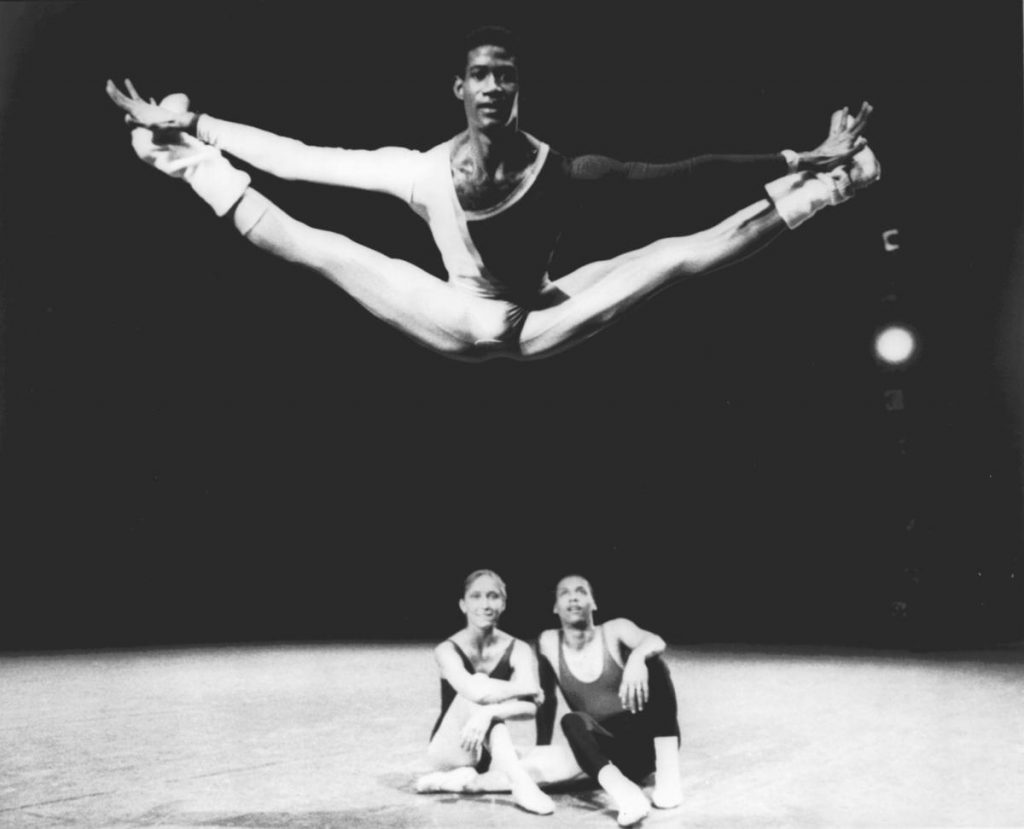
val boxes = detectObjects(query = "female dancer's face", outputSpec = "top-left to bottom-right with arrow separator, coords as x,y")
459,574 -> 506,628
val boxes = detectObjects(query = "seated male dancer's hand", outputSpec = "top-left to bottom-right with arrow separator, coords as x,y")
798,101 -> 873,172
619,654 -> 650,714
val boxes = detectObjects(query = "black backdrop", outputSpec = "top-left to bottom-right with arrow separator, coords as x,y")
1,1 -> 1022,649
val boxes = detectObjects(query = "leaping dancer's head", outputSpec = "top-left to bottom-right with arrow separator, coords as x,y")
554,574 -> 597,629
453,25 -> 521,134
460,568 -> 508,629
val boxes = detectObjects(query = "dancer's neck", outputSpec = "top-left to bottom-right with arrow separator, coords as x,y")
561,622 -> 598,651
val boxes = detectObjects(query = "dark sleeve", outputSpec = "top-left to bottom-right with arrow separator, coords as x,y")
570,152 -> 787,186
534,640 -> 558,745
568,152 -> 789,220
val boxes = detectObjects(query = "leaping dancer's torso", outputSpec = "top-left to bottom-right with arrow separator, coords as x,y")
409,133 -> 570,305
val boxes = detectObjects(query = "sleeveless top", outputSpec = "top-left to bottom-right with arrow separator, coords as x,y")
429,637 -> 516,740
557,625 -> 624,722
408,137 -> 567,306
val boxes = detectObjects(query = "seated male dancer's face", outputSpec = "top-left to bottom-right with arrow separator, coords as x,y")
554,575 -> 596,627
453,45 -> 520,132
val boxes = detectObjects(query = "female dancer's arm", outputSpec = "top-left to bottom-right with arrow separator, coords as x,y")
434,641 -> 542,706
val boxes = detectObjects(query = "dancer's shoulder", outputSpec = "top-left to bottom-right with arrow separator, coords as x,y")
536,628 -> 560,659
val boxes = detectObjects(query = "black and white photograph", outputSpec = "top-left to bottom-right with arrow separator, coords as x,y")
1,2 -> 1023,826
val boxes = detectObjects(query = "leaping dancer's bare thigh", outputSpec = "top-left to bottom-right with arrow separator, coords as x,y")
241,191 -> 528,361
521,199 -> 784,359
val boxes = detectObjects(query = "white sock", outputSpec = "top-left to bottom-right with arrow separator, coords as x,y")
181,155 -> 251,217
651,736 -> 683,809
597,764 -> 650,827
764,169 -> 852,230
231,190 -> 272,236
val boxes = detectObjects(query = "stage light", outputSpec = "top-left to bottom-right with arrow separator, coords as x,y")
875,325 -> 916,365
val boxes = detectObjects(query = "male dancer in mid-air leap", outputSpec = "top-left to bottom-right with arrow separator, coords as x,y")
107,25 -> 878,363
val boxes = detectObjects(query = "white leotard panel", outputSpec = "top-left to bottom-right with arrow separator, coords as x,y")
409,137 -> 551,300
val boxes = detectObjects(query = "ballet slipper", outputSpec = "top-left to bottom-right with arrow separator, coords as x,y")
128,92 -> 250,217
598,764 -> 651,827
651,781 -> 683,809
414,766 -> 479,793
510,782 -> 555,815
848,144 -> 881,189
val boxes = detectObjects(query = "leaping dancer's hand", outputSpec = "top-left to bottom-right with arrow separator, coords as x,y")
798,101 -> 873,172
106,77 -> 250,216
106,78 -> 197,134
107,78 -> 218,175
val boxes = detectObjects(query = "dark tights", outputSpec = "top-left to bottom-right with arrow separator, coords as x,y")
560,656 -> 680,782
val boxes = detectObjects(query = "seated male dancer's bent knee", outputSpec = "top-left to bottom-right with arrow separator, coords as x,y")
645,655 -> 681,740
560,711 -> 615,779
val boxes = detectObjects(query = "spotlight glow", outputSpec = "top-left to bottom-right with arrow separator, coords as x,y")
875,326 -> 916,364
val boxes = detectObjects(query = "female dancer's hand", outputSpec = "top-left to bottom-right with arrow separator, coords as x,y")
459,708 -> 495,759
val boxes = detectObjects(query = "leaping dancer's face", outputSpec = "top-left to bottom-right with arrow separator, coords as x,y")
554,575 -> 596,628
453,44 -> 520,133
460,574 -> 507,628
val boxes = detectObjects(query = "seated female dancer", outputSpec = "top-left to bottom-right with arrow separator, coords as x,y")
414,569 -> 555,815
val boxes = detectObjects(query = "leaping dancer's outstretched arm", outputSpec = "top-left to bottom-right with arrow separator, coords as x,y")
565,101 -> 872,211
106,79 -> 423,198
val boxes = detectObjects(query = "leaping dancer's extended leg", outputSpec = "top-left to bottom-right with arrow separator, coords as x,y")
520,152 -> 879,359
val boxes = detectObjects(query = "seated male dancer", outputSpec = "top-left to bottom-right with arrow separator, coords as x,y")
106,25 -> 878,363
534,574 -> 683,826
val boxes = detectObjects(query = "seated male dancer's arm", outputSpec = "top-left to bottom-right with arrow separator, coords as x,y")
195,115 -> 424,199
604,618 -> 667,714
435,640 -> 543,709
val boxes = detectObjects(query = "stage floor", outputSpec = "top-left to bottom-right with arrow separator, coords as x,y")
2,643 -> 1022,828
